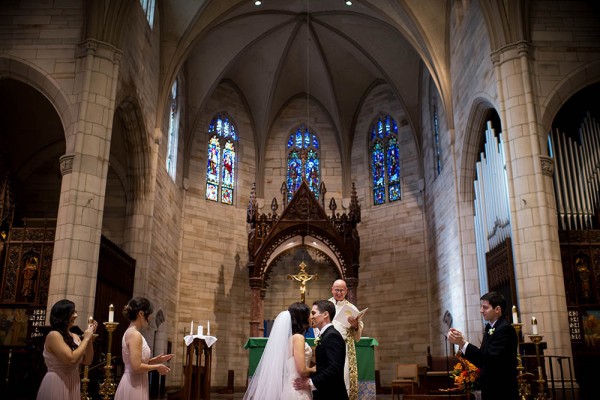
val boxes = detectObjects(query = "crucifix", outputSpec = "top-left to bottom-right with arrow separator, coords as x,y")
287,261 -> 318,303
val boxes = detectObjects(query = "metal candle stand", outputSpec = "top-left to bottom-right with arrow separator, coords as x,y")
98,322 -> 119,399
528,334 -> 549,400
512,323 -> 533,399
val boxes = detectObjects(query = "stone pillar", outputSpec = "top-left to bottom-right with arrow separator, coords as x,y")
490,41 -> 571,359
48,39 -> 122,328
249,277 -> 263,337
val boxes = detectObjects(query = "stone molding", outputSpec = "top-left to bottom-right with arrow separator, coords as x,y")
540,155 -> 554,177
59,153 -> 75,176
77,38 -> 123,64
490,40 -> 531,66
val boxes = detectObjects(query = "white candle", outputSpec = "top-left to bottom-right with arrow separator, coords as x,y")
190,320 -> 194,335
512,306 -> 519,324
197,325 -> 204,336
531,316 -> 538,335
108,304 -> 114,323
207,320 -> 210,336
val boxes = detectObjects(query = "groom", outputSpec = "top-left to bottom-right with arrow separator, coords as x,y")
295,300 -> 349,400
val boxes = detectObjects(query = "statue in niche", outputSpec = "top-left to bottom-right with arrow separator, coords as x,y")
20,255 -> 38,299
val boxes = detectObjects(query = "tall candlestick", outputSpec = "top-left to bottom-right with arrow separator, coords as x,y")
108,304 -> 114,323
190,320 -> 194,335
531,316 -> 538,335
207,320 -> 210,336
512,305 -> 519,323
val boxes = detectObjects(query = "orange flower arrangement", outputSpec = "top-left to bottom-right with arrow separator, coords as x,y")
440,352 -> 480,394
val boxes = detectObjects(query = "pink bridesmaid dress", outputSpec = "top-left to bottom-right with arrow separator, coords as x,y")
115,326 -> 152,400
36,335 -> 83,400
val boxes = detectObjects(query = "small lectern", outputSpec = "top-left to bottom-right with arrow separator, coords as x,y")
183,337 -> 214,400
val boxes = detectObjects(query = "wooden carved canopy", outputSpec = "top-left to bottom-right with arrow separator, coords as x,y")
245,180 -> 361,336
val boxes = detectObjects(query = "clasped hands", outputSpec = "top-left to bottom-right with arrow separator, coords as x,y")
447,328 -> 466,347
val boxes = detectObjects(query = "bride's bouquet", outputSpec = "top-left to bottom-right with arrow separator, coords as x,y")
439,351 -> 480,394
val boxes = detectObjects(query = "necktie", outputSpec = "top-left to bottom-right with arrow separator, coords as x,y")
485,323 -> 492,333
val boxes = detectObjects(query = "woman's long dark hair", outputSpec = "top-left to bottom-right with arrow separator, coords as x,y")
123,297 -> 154,321
288,302 -> 310,335
49,299 -> 77,350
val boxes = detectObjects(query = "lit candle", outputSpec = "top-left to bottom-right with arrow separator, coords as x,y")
207,320 -> 210,336
531,316 -> 538,335
108,304 -> 114,323
190,320 -> 194,335
197,325 -> 204,336
512,306 -> 519,324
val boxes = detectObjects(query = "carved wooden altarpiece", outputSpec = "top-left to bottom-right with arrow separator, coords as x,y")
246,181 -> 361,336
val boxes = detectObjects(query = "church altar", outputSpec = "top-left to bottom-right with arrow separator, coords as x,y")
244,337 -> 379,399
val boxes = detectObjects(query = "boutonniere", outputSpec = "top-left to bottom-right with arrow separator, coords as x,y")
314,337 -> 321,346
488,328 -> 495,336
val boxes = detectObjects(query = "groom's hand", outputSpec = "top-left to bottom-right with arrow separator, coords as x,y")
293,377 -> 310,391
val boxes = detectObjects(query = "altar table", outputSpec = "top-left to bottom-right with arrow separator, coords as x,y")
244,337 -> 379,399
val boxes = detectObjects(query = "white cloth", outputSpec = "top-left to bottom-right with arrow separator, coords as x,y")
282,342 -> 312,400
183,334 -> 218,347
243,311 -> 312,400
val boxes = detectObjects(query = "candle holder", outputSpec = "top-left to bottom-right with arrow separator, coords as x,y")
512,323 -> 533,400
99,321 -> 119,400
528,334 -> 549,400
81,365 -> 91,400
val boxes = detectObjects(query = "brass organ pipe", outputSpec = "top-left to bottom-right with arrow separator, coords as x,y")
567,136 -> 583,229
550,131 -> 566,230
556,130 -> 572,230
580,124 -> 595,218
578,128 -> 593,228
573,143 -> 590,228
590,114 -> 600,209
561,133 -> 577,229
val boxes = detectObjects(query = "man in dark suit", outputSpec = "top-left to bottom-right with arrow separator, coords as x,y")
448,292 -> 518,400
295,299 -> 349,400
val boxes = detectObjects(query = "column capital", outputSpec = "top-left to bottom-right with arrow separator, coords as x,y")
540,156 -> 554,177
59,153 -> 75,176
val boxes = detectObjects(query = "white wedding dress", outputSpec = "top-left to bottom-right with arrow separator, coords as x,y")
282,341 -> 313,400
243,311 -> 314,400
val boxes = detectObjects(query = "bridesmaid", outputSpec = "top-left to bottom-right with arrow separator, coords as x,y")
114,297 -> 172,400
36,299 -> 97,400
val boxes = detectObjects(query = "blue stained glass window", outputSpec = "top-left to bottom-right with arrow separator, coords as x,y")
206,115 -> 238,204
370,115 -> 401,204
286,126 -> 320,201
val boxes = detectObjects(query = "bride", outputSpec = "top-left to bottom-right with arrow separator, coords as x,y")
243,302 -> 315,400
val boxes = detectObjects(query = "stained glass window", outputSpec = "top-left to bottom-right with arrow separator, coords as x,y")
166,79 -> 179,181
286,126 -> 320,201
369,115 -> 400,205
206,115 -> 238,205
139,0 -> 155,28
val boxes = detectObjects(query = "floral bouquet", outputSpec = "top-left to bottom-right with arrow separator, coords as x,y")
439,352 -> 480,394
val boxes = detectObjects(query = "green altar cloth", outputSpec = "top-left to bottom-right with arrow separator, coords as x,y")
244,337 -> 379,398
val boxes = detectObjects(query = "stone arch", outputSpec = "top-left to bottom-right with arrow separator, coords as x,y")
540,60 -> 600,134
459,96 -> 499,204
115,98 -> 152,199
0,55 -> 74,145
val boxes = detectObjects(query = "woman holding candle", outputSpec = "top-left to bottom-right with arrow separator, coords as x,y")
36,299 -> 97,400
115,297 -> 173,400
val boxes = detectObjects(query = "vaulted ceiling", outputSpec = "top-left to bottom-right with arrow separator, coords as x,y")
158,0 -> 453,155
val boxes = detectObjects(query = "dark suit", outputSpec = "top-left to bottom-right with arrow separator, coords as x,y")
311,325 -> 349,400
464,317 -> 518,400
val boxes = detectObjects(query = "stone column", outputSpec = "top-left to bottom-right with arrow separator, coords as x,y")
249,277 -> 263,337
48,39 -> 122,328
490,41 -> 571,359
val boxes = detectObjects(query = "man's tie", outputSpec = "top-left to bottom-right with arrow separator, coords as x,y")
485,323 -> 492,333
